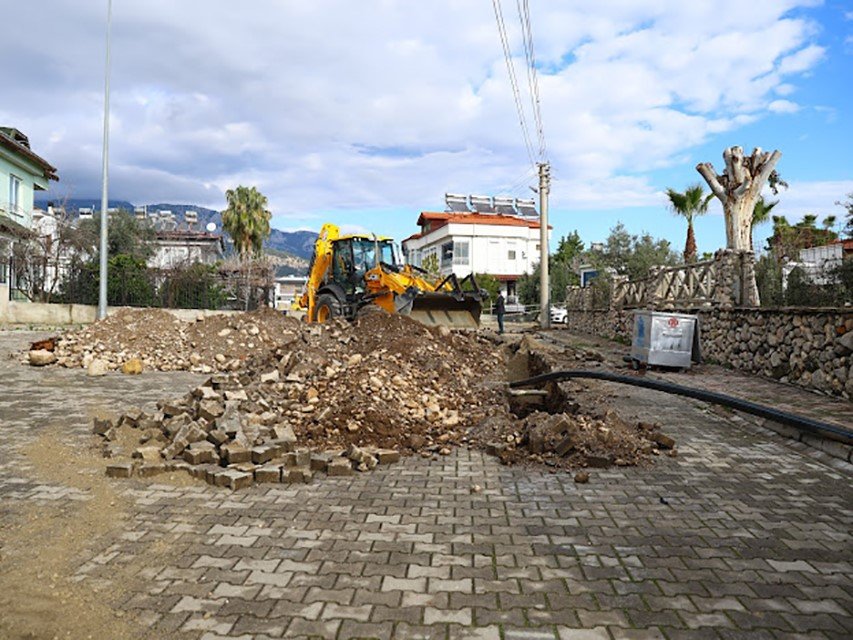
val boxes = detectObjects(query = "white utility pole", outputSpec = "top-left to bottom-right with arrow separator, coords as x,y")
97,0 -> 113,320
538,162 -> 551,329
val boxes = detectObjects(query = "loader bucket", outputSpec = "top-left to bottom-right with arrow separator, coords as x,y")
404,292 -> 482,330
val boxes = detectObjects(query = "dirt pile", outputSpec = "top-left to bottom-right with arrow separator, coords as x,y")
474,409 -> 676,471
52,308 -> 300,372
70,309 -> 673,488
95,312 -> 505,488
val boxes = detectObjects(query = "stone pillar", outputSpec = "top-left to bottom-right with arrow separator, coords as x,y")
740,250 -> 759,307
713,248 -> 759,308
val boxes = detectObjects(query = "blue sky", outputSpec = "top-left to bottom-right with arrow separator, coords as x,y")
2,1 -> 850,257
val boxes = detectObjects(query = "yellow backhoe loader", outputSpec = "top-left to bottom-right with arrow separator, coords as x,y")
297,223 -> 483,328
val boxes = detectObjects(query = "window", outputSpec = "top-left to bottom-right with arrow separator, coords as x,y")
508,249 -> 516,260
452,241 -> 469,265
441,241 -> 454,268
9,175 -> 21,215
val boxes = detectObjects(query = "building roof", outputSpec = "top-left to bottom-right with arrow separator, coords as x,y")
830,238 -> 853,252
0,128 -> 59,182
416,211 -> 543,230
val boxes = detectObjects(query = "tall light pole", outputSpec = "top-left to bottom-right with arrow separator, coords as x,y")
538,162 -> 551,329
97,0 -> 113,320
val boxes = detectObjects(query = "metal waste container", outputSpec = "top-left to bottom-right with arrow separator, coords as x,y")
631,310 -> 698,369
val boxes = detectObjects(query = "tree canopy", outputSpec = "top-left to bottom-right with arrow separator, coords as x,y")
665,184 -> 713,262
588,222 -> 680,280
766,214 -> 838,259
76,210 -> 155,260
222,186 -> 272,258
517,231 -> 584,305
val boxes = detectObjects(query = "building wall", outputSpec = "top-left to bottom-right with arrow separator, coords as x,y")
0,149 -> 49,229
148,239 -> 223,269
0,301 -> 237,325
274,278 -> 307,310
404,222 -> 543,279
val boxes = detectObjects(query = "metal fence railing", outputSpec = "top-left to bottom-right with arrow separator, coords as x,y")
11,257 -> 273,310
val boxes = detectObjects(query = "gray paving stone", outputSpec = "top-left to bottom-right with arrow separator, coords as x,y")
0,330 -> 850,640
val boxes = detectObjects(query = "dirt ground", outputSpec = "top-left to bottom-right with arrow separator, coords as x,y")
0,428 -> 192,640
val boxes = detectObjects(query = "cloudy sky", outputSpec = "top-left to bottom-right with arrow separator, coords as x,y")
3,0 -> 851,254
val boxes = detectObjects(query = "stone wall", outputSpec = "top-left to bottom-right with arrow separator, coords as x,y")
564,307 -> 853,399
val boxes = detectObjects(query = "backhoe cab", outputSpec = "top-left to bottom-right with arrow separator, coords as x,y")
298,223 -> 483,329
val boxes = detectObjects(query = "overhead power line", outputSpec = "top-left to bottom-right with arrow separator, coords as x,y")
516,0 -> 547,160
491,0 -> 536,168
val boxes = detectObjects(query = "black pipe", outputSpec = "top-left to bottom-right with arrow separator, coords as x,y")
509,370 -> 853,445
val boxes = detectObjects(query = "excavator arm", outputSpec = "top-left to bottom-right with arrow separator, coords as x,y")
299,222 -> 340,320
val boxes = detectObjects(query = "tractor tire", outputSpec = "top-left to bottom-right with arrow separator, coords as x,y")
313,293 -> 342,323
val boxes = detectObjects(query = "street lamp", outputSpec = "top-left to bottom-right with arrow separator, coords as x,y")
97,0 -> 112,319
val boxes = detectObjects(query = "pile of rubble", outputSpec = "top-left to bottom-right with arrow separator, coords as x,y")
64,309 -> 676,488
49,308 -> 300,373
95,312 -> 505,487
477,410 -> 676,479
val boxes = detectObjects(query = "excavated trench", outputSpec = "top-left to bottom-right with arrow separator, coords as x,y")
472,337 -> 678,473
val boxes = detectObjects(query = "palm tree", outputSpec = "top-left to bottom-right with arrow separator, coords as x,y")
222,186 -> 272,309
750,196 -> 778,251
222,186 -> 271,259
666,184 -> 714,262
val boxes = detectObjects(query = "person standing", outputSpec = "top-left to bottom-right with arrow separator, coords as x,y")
495,290 -> 506,334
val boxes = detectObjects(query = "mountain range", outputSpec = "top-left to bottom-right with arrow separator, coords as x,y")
36,198 -> 318,260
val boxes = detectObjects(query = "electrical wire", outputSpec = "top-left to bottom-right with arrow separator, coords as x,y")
491,0 -> 536,168
502,165 -> 537,195
516,0 -> 547,160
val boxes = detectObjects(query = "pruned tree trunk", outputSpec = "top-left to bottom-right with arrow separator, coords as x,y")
697,146 -> 781,251
696,146 -> 781,305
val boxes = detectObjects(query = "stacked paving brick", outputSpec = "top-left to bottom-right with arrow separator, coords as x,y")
96,312 -> 502,488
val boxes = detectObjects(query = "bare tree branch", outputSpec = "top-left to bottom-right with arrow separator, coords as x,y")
696,163 -> 726,201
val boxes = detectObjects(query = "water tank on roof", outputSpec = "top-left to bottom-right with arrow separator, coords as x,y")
493,197 -> 517,215
444,193 -> 470,212
469,195 -> 494,213
515,198 -> 538,217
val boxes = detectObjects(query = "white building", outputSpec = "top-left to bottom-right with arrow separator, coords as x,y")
402,210 -> 547,297
782,240 -> 852,287
148,230 -> 225,270
274,274 -> 308,311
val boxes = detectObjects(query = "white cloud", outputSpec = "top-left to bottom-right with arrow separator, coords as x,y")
760,180 -> 853,223
0,0 -> 832,219
768,99 -> 800,113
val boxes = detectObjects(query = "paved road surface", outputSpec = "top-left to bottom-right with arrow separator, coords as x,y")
0,330 -> 850,639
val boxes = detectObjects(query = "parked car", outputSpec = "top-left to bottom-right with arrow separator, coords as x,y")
550,305 -> 568,324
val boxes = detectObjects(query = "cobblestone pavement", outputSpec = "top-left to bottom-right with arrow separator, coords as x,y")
1,330 -> 851,639
538,328 -> 851,432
